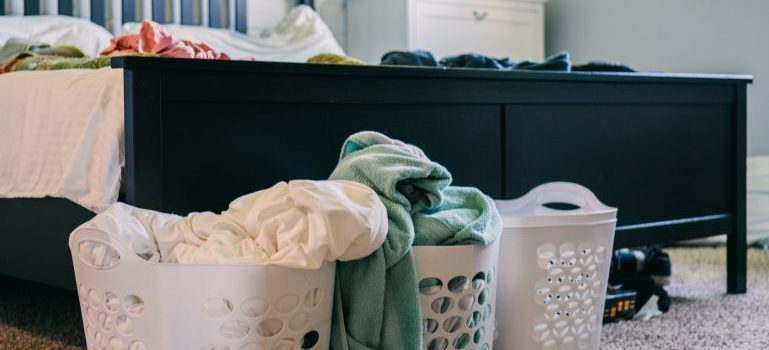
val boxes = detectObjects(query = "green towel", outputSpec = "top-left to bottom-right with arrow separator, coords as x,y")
329,131 -> 501,350
0,37 -> 85,65
307,53 -> 366,65
11,55 -> 112,72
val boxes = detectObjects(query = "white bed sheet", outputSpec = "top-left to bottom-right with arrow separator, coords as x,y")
0,68 -> 124,212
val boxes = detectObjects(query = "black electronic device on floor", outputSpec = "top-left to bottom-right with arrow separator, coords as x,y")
603,289 -> 637,323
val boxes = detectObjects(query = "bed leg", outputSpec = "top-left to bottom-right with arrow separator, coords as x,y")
727,221 -> 747,294
727,85 -> 748,295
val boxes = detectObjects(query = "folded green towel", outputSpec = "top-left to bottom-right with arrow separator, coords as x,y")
329,131 -> 501,350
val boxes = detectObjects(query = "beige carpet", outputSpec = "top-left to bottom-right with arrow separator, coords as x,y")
1,247 -> 768,350
601,247 -> 769,349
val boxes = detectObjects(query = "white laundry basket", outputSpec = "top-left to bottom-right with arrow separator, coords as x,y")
69,227 -> 335,350
413,239 -> 501,350
494,182 -> 617,350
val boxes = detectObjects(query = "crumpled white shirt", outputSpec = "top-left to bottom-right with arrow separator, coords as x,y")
74,180 -> 388,269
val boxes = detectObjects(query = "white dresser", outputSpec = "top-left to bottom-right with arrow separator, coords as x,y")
347,0 -> 546,63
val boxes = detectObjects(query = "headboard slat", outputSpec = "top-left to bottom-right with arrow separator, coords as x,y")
200,0 -> 208,26
151,0 -> 164,22
141,0 -> 150,21
122,0 -> 136,22
171,0 -> 180,23
23,0 -> 40,14
208,0 -> 221,28
77,0 -> 90,20
7,0 -> 311,34
90,0 -> 105,25
180,0 -> 193,24
58,0 -> 72,15
235,0 -> 245,33
111,0 -> 122,34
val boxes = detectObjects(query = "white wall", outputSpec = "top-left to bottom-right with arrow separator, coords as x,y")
314,0 -> 346,49
545,0 -> 768,156
247,0 -> 294,32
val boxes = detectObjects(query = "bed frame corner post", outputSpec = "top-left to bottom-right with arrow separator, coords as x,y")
727,83 -> 748,294
124,68 -> 164,211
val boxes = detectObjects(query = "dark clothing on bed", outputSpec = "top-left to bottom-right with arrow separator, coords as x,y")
439,54 -> 514,69
514,52 -> 571,71
379,50 -> 636,73
380,50 -> 439,67
572,61 -> 637,72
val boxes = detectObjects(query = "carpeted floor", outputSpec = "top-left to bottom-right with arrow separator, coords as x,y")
1,247 -> 768,350
600,247 -> 769,349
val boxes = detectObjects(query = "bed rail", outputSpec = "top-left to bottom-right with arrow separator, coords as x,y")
2,0 -> 314,33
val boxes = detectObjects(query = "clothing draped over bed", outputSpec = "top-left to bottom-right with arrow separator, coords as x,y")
0,69 -> 124,212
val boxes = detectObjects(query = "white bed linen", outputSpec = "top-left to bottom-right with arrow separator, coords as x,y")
0,68 -> 124,212
0,16 -> 113,57
122,5 -> 344,62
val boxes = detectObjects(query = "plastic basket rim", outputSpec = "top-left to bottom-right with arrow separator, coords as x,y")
412,239 -> 500,252
501,218 -> 617,229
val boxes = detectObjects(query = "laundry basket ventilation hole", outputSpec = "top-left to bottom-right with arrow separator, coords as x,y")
241,298 -> 269,318
78,284 -> 147,349
204,298 -> 234,318
304,288 -> 324,308
419,278 -> 443,295
532,241 -> 608,349
419,268 -> 495,350
77,240 -> 121,269
301,330 -> 320,349
289,313 -> 310,331
256,319 -> 282,337
199,287 -> 327,347
274,294 -> 300,313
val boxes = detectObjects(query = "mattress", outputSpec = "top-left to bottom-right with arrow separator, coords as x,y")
0,68 -> 124,212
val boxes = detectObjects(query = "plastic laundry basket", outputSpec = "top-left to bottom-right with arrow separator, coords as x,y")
413,239 -> 501,350
494,182 -> 617,350
69,227 -> 335,350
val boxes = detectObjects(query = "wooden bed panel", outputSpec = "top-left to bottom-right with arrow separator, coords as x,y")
0,199 -> 93,289
157,102 -> 503,213
159,70 -> 736,106
505,104 -> 734,225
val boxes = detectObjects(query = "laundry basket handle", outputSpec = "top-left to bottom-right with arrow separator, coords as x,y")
524,182 -> 611,214
69,228 -> 147,270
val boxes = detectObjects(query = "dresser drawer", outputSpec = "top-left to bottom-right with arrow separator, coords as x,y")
413,0 -> 544,60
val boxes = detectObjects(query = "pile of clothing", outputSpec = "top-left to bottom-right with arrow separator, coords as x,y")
77,180 -> 389,269
0,38 -> 111,73
328,131 -> 501,349
308,50 -> 636,73
0,20 -> 229,74
75,131 -> 502,350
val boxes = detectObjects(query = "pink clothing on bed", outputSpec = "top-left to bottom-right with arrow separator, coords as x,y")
100,20 -> 230,60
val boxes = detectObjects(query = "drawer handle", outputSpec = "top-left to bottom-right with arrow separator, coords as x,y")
473,10 -> 488,21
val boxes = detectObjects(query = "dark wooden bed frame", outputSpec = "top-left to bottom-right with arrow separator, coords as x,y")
0,2 -> 751,295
